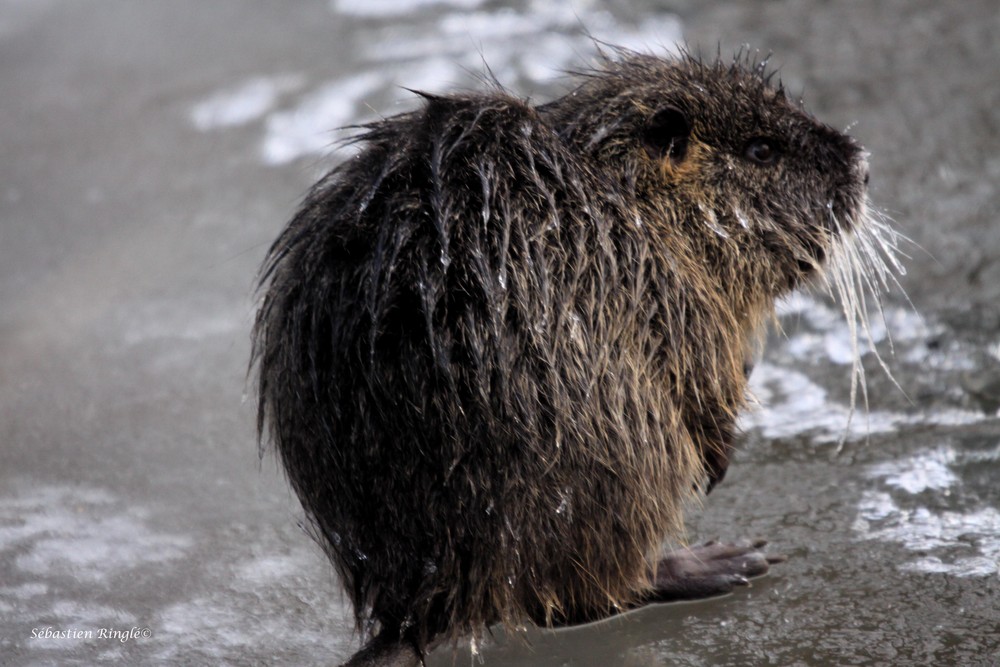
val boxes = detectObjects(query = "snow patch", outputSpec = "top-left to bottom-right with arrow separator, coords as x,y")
331,0 -> 486,17
197,2 -> 684,165
744,360 -> 986,441
852,447 -> 1000,577
743,363 -> 906,442
779,295 -> 936,365
867,446 -> 959,494
260,72 -> 383,166
190,74 -> 306,131
853,490 -> 1000,577
0,484 -> 191,582
152,548 -> 353,663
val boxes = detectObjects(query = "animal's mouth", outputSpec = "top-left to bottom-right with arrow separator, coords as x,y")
794,190 -> 868,287
804,188 -> 864,272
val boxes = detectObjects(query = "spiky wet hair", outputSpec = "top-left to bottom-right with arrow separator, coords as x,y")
251,48 -> 901,655
543,49 -> 904,414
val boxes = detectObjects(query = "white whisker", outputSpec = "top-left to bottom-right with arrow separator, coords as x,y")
816,200 -> 909,451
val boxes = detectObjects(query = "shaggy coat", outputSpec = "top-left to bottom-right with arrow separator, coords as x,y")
252,52 -> 879,662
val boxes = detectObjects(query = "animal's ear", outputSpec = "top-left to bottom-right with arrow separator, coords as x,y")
642,106 -> 690,164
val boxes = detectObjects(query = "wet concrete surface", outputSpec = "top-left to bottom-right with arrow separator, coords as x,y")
1,0 -> 998,665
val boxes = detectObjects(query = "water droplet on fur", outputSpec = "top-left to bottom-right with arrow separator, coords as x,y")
555,487 -> 572,517
698,202 -> 729,238
736,209 -> 750,229
568,311 -> 584,348
707,220 -> 729,238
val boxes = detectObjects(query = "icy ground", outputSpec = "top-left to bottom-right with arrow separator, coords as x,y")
2,0 -> 999,664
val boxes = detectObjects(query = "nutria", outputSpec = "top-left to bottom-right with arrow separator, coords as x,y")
252,49 -> 898,666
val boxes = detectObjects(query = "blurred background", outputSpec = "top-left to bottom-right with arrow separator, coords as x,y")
1,0 -> 998,664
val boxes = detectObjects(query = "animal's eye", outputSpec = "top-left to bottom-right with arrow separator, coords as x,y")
744,138 -> 782,166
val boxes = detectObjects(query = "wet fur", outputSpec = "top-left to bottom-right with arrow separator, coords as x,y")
252,50 -> 890,661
